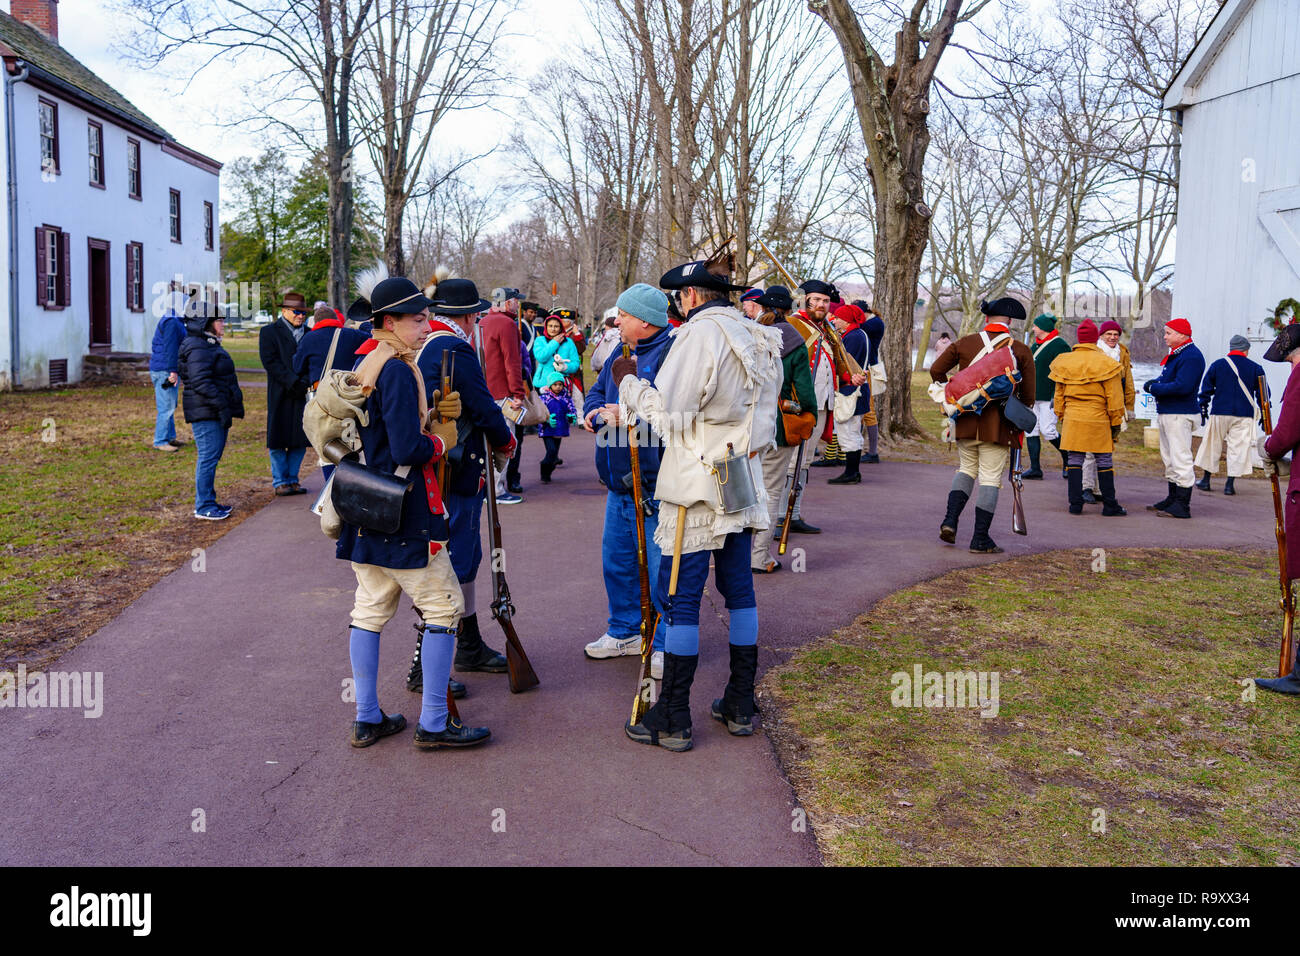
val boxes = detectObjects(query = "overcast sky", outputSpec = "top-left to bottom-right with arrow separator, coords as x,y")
42,0 -> 591,203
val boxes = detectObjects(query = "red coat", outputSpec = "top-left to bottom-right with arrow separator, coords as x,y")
479,310 -> 525,401
1264,361 -> 1300,579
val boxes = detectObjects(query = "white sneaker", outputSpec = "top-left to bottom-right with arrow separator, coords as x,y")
584,633 -> 641,659
651,651 -> 664,680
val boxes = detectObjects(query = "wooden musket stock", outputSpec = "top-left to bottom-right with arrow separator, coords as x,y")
1260,374 -> 1296,677
624,344 -> 660,724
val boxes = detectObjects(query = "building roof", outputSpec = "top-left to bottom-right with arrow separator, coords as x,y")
1163,0 -> 1254,110
0,8 -> 169,139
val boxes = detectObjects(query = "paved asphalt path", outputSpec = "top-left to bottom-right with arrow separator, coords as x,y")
0,431 -> 1272,865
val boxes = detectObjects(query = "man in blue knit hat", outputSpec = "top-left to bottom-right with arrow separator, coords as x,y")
583,283 -> 674,679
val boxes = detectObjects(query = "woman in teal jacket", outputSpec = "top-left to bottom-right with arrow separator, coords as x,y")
531,315 -> 582,390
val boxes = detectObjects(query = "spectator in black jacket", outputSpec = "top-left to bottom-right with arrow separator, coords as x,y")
260,292 -> 311,496
179,308 -> 244,520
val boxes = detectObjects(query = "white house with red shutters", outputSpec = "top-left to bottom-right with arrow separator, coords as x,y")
0,0 -> 221,389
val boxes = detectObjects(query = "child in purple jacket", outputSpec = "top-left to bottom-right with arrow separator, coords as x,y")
538,369 -> 577,482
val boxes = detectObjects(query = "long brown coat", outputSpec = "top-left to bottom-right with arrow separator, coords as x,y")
1050,343 -> 1126,453
930,330 -> 1036,444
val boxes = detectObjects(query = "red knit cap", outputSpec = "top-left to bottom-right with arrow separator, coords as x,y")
1166,317 -> 1192,337
1077,319 -> 1099,344
1099,320 -> 1121,336
833,303 -> 865,326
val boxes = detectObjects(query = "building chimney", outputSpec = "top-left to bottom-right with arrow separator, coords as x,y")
11,0 -> 58,41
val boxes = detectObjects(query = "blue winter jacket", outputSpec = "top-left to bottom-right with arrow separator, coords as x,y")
1199,353 -> 1268,418
335,356 -> 447,570
531,334 -> 581,388
584,326 -> 673,496
415,329 -> 515,499
863,315 -> 884,366
837,325 -> 872,416
293,321 -> 369,386
149,311 -> 188,373
539,386 -> 576,438
1146,342 -> 1205,415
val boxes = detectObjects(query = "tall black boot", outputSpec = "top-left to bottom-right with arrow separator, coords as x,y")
828,450 -> 862,484
1021,437 -> 1044,479
626,652 -> 698,751
969,507 -> 1003,554
712,644 -> 758,736
1147,481 -> 1176,512
1098,467 -> 1127,516
1066,464 -> 1084,515
454,613 -> 508,673
940,489 -> 969,543
1049,437 -> 1066,477
1195,470 -> 1211,492
1224,476 -> 1236,496
1159,484 -> 1192,519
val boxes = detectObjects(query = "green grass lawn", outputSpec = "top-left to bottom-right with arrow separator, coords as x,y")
762,547 -> 1298,865
0,380 -> 298,665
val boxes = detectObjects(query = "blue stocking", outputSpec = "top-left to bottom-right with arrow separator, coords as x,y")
665,624 -> 700,656
349,627 -> 382,724
728,606 -> 758,647
418,625 -> 457,733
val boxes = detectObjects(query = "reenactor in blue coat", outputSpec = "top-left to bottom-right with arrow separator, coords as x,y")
1193,334 -> 1267,496
404,278 -> 519,692
338,277 -> 489,750
1143,318 -> 1206,519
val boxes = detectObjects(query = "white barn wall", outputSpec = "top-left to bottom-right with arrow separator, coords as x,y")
10,80 -> 219,387
1168,0 -> 1300,404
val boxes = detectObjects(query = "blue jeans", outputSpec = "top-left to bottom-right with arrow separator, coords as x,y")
603,491 -> 665,651
658,529 -> 756,627
192,419 -> 229,510
269,447 -> 306,487
150,370 -> 177,445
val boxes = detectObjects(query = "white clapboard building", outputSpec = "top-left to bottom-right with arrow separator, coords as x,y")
1164,0 -> 1300,401
0,0 -> 221,389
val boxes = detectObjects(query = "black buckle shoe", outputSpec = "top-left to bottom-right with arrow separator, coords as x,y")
350,710 -> 406,748
414,717 -> 491,748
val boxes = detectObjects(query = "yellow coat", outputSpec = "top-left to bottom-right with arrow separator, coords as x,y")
1119,343 -> 1135,412
1050,344 -> 1126,453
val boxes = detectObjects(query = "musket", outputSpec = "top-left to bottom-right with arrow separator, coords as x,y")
623,344 -> 660,725
1009,436 -> 1027,536
779,437 -> 805,556
475,336 -> 540,694
436,348 -> 455,494
753,235 -> 865,380
1260,374 -> 1295,677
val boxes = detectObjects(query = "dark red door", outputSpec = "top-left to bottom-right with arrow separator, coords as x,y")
87,238 -> 111,347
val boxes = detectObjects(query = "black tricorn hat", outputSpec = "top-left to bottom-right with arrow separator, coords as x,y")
369,277 -> 433,317
431,278 -> 492,316
981,296 -> 1027,323
798,279 -> 836,298
346,297 -> 373,324
1265,323 -> 1300,362
659,259 -> 748,293
755,285 -> 793,311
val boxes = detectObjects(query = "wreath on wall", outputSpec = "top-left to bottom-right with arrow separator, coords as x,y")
1267,297 -> 1300,333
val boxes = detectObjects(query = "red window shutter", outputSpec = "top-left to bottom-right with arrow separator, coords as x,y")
35,227 -> 46,306
60,231 -> 71,306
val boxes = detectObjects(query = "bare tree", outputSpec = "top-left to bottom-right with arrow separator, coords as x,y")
354,0 -> 510,276
809,0 -> 992,438
123,0 -> 376,307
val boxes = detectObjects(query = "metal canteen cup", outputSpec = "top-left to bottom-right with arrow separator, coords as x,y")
712,442 -> 759,514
